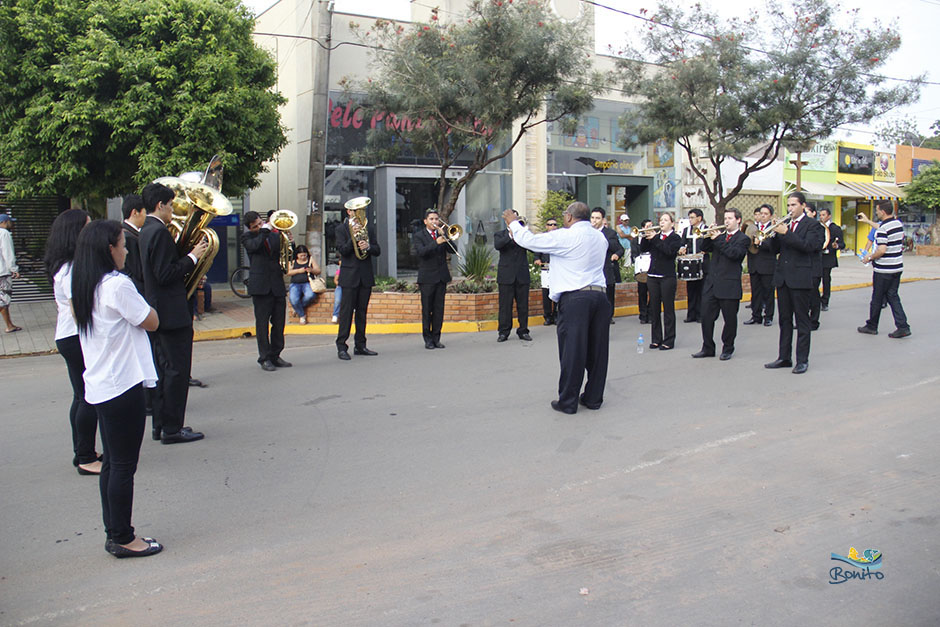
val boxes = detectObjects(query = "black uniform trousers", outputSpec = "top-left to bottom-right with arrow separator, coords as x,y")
555,289 -> 611,413
866,272 -> 909,332
252,293 -> 285,363
685,279 -> 703,321
749,273 -> 775,322
541,288 -> 557,323
700,291 -> 739,355
498,283 -> 529,336
336,285 -> 372,351
637,281 -> 649,322
776,284 -> 811,364
809,276 -> 822,328
647,275 -> 677,346
821,267 -> 833,306
150,325 -> 193,436
420,281 -> 447,342
55,335 -> 99,465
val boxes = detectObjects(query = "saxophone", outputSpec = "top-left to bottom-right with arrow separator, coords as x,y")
344,197 -> 372,260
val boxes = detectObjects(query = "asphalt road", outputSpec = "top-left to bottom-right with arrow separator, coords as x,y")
1,280 -> 938,626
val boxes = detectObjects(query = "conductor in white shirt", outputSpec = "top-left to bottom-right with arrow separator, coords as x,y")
502,202 -> 610,414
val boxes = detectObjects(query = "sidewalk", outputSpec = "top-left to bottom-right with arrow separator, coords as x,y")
4,256 -> 939,358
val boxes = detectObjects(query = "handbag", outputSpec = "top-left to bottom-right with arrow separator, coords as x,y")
308,275 -> 327,294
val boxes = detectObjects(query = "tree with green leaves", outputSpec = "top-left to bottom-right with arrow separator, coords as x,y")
615,0 -> 921,211
903,161 -> 940,210
0,0 -> 287,204
351,0 -> 605,220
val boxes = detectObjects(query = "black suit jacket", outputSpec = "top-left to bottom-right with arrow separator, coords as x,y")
821,222 -> 845,269
701,231 -> 749,300
600,226 -> 625,285
335,219 -> 381,288
415,228 -> 452,284
639,232 -> 683,278
494,229 -> 530,285
771,217 -> 826,290
243,227 -> 286,297
121,221 -> 145,294
139,215 -> 195,330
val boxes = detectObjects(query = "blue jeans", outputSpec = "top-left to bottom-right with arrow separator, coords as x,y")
288,282 -> 317,317
333,286 -> 342,318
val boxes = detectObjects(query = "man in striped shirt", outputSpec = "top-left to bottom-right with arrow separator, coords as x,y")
858,202 -> 911,338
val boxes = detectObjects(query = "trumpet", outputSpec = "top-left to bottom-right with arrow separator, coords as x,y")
436,217 -> 463,259
630,225 -> 662,237
692,224 -> 727,238
756,213 -> 793,244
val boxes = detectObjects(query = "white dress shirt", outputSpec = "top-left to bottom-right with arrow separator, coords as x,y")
0,227 -> 17,276
53,262 -> 78,340
508,220 -> 607,302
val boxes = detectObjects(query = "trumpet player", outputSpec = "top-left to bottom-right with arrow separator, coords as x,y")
243,211 -> 291,372
495,210 -> 532,342
744,204 -> 777,327
335,201 -> 381,360
416,209 -> 451,349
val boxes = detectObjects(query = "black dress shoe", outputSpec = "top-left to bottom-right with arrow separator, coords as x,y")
719,352 -> 733,361
659,344 -> 673,351
152,428 -> 162,441
337,350 -> 351,360
579,395 -> 601,410
272,357 -> 293,367
433,340 -> 445,349
105,537 -> 163,558
610,319 -> 616,325
260,359 -> 276,371
518,332 -> 532,341
188,377 -> 208,387
497,334 -> 509,342
691,350 -> 715,358
792,362 -> 809,374
810,323 -> 820,331
550,400 -> 576,415
425,341 -> 436,349
763,319 -> 773,327
743,318 -> 760,325
683,318 -> 696,323
354,347 -> 378,356
764,359 -> 793,369
544,319 -> 555,326
161,429 -> 204,444
821,304 -> 829,311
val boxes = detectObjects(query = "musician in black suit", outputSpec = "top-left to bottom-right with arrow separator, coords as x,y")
764,192 -> 826,374
242,211 -> 291,371
415,209 -> 452,349
692,209 -> 749,360
533,219 -> 558,325
591,208 -> 625,323
805,204 -> 824,330
679,208 -> 708,322
139,182 -> 207,444
494,211 -> 532,341
121,194 -> 146,294
818,207 -> 845,310
639,212 -> 684,350
744,204 -> 777,327
334,203 -> 381,360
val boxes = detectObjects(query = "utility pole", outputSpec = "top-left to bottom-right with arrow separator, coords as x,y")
306,0 -> 333,266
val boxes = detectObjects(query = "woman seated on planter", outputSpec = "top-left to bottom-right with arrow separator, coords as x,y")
287,245 -> 321,324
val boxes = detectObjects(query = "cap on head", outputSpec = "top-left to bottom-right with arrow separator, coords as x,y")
619,214 -> 629,222
0,213 -> 14,224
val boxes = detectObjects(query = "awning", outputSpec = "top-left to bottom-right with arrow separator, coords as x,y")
795,180 -> 856,197
837,180 -> 904,200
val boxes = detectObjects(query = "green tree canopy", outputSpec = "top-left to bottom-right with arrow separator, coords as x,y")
903,161 -> 940,210
615,0 -> 921,210
351,0 -> 605,219
0,0 -> 287,201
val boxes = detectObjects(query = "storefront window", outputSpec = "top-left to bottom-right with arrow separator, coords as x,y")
464,170 -> 512,257
323,167 -> 374,267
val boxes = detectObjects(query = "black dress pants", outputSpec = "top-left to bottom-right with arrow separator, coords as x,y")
151,325 -> 193,436
336,284 -> 372,351
700,290 -> 740,354
637,281 -> 649,321
647,276 -> 677,346
821,267 -> 833,306
96,383 -> 146,545
498,282 -> 529,336
866,272 -> 909,332
252,292 -> 286,363
776,284 -> 811,364
685,278 -> 703,321
541,287 -> 557,323
809,276 -> 822,327
555,290 -> 611,413
420,281 -> 446,341
56,335 -> 99,465
750,273 -> 775,321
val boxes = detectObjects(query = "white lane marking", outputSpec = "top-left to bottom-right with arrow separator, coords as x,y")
881,375 -> 940,395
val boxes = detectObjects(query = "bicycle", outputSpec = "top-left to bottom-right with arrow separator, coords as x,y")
229,265 -> 251,298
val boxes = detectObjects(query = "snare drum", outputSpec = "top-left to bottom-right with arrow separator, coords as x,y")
634,253 -> 651,283
677,253 -> 704,281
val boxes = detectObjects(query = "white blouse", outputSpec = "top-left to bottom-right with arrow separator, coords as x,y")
53,262 -> 77,340
79,272 -> 158,404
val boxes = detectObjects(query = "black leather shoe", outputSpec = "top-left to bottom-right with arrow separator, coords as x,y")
763,319 -> 773,327
691,350 -> 715,358
272,357 -> 292,367
683,318 -> 696,323
610,319 -> 616,325
857,326 -> 877,335
888,328 -> 911,338
810,322 -> 820,331
161,429 -> 204,444
260,359 -> 276,371
743,318 -> 760,325
518,332 -> 532,341
764,359 -> 792,369
550,400 -> 576,415
188,377 -> 208,387
821,304 -> 829,311
425,341 -> 436,349
544,319 -> 555,326
719,351 -> 733,361
354,347 -> 378,356
105,537 -> 163,558
792,362 -> 809,374
579,395 -> 601,410
337,350 -> 351,360
152,428 -> 162,441
433,341 -> 445,349
497,334 -> 509,342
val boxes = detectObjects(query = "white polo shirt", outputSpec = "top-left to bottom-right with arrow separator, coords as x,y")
53,262 -> 78,340
79,272 -> 158,404
508,220 -> 607,302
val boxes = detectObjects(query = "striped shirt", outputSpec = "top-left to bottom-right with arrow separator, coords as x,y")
873,218 -> 904,274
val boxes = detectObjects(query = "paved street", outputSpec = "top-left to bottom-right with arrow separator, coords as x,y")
1,280 -> 938,626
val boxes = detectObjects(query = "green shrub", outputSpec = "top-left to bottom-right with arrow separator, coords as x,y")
459,242 -> 494,281
535,190 -> 574,230
448,278 -> 497,293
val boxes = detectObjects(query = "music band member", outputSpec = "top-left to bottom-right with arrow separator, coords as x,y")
243,211 -> 291,371
818,207 -> 844,310
744,204 -> 776,327
639,213 -> 683,350
764,192 -> 826,374
415,209 -> 451,350
502,202 -> 610,414
334,202 -> 381,360
495,210 -> 532,341
534,219 -> 559,325
631,219 -> 653,324
692,209 -> 749,360
121,194 -> 147,294
805,204 -> 824,331
679,208 -> 707,323
139,182 -> 207,443
591,208 -> 625,324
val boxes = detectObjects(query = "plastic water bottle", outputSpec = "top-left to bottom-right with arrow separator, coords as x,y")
637,333 -> 644,354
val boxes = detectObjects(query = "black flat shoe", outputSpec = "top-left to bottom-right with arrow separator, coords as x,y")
550,400 -> 576,415
76,464 -> 101,476
161,429 -> 204,445
105,537 -> 163,559
659,345 -> 673,351
649,343 -> 660,349
691,350 -> 714,358
764,359 -> 792,369
433,341 -> 445,349
152,428 -> 162,441
354,347 -> 378,356
272,357 -> 293,367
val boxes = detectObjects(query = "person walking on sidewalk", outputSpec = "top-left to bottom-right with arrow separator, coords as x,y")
0,213 -> 22,333
857,201 -> 911,339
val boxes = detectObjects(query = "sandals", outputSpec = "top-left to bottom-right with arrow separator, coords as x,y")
4,326 -> 21,333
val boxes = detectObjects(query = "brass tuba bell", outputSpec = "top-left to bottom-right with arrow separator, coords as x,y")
268,209 -> 298,272
344,197 -> 372,260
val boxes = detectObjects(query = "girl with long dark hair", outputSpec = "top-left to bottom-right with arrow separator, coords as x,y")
72,220 -> 162,558
44,209 -> 102,475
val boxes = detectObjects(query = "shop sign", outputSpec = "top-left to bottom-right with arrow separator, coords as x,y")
838,146 -> 874,176
784,140 -> 837,172
873,151 -> 896,182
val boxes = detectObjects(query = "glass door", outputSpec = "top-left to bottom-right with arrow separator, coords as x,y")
395,177 -> 441,273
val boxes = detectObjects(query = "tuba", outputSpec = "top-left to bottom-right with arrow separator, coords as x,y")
344,197 -> 372,260
154,155 -> 233,299
269,209 -> 298,272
